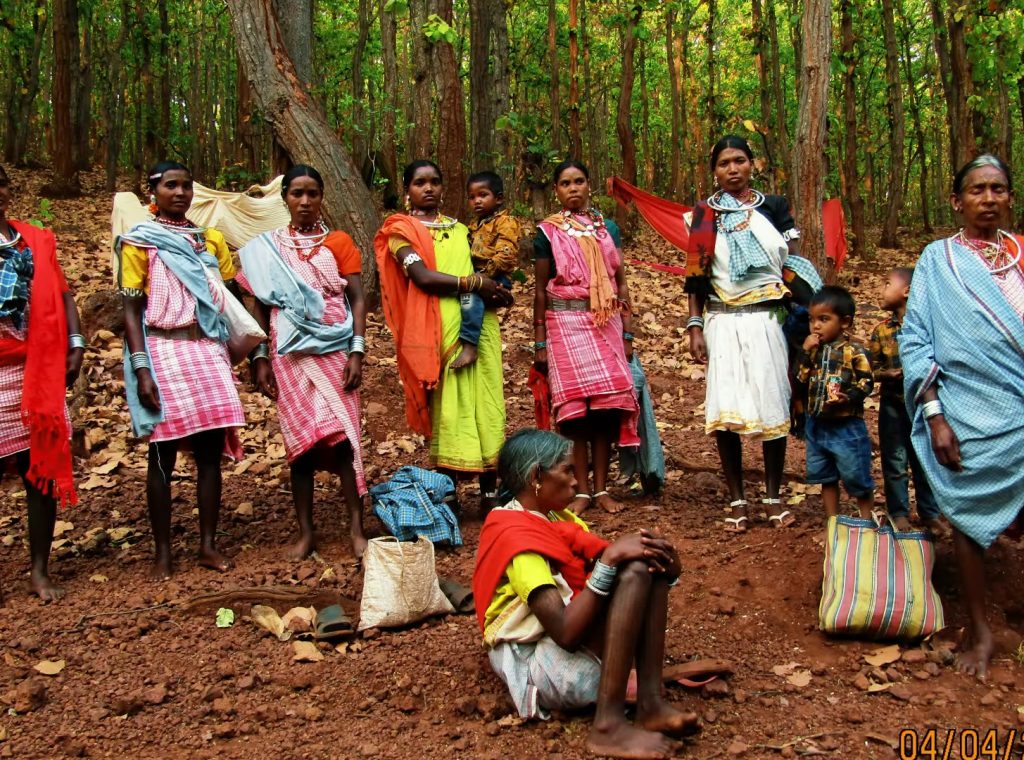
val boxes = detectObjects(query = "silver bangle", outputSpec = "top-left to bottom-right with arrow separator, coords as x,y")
668,575 -> 680,588
585,578 -> 611,597
349,335 -> 366,355
68,333 -> 87,350
401,252 -> 423,275
250,343 -> 270,361
129,351 -> 151,372
686,316 -> 705,330
922,399 -> 944,419
586,560 -> 618,596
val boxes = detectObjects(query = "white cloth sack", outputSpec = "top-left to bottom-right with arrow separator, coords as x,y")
203,268 -> 266,364
358,536 -> 455,630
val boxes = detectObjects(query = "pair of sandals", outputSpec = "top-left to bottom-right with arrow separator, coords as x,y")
723,498 -> 795,533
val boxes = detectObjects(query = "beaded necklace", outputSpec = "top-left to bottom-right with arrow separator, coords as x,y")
955,229 -> 1022,276
708,189 -> 765,234
558,207 -> 608,239
0,223 -> 22,250
156,215 -> 206,253
415,213 -> 457,241
276,220 -> 329,261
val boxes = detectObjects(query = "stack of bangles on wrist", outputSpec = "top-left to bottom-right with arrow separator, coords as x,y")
622,331 -> 635,342
250,343 -> 270,362
922,399 -> 943,419
350,335 -> 366,355
686,316 -> 705,330
68,333 -> 87,350
129,352 -> 151,372
534,340 -> 546,350
585,560 -> 618,596
458,273 -> 484,294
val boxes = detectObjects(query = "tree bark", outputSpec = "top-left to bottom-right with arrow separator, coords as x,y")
74,5 -> 93,170
548,0 -> 561,154
793,0 -> 831,270
469,0 -> 493,162
879,0 -> 905,248
615,1 -> 642,229
751,0 -> 777,193
225,0 -> 380,300
946,0 -> 975,167
839,0 -> 865,258
705,0 -> 720,137
379,0 -> 400,207
666,5 -> 682,199
898,4 -> 931,233
104,0 -> 131,191
431,0 -> 467,218
410,0 -> 432,158
350,0 -> 371,165
43,0 -> 81,197
567,0 -> 582,160
490,0 -> 511,166
0,1 -> 48,166
766,0 -> 791,198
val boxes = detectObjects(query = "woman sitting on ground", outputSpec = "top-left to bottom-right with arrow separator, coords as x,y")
473,428 -> 696,760
238,164 -> 369,559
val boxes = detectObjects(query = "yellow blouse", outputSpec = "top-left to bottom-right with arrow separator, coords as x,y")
120,226 -> 235,293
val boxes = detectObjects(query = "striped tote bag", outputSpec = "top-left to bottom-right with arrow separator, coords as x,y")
818,515 -> 944,640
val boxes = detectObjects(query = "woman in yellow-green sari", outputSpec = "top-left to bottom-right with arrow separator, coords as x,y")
374,160 -> 512,509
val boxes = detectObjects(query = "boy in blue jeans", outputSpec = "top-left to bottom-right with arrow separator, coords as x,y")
798,286 -> 875,519
869,267 -> 941,533
451,171 -> 520,369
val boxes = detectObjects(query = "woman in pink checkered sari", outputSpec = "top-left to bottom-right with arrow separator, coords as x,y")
533,161 -> 639,515
118,161 -> 246,580
237,165 -> 369,559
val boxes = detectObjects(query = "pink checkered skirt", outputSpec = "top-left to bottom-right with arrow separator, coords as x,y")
147,335 -> 244,458
546,310 -> 639,446
270,298 -> 366,495
0,362 -> 72,460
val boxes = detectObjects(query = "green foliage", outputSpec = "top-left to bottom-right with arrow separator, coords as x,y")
422,14 -> 456,44
29,198 -> 54,228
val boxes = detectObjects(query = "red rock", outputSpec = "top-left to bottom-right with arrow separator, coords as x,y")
13,679 -> 47,713
304,706 -> 324,721
702,679 -> 731,699
211,697 -> 235,716
901,649 -> 926,664
142,684 -> 168,705
888,684 -> 912,701
852,673 -> 870,691
727,740 -> 749,756
981,691 -> 1001,706
236,675 -> 255,690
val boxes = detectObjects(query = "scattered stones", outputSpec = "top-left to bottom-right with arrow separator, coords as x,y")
727,740 -> 749,756
852,673 -> 870,691
981,691 -> 1001,707
211,697 -> 235,716
702,679 -> 731,699
142,684 -> 168,705
901,649 -> 926,664
888,684 -> 912,701
304,706 -> 324,722
236,675 -> 255,691
14,679 -> 47,713
715,598 -> 737,616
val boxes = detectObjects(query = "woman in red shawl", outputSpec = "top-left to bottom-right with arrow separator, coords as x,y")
0,165 -> 84,600
473,429 -> 696,759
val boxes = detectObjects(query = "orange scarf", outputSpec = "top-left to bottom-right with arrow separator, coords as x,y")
373,214 -> 443,436
0,222 -> 76,505
542,213 -> 616,326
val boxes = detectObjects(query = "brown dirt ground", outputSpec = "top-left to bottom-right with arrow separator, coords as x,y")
0,169 -> 1022,759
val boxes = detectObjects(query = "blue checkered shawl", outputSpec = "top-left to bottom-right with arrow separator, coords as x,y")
899,237 -> 1024,547
370,465 -> 462,545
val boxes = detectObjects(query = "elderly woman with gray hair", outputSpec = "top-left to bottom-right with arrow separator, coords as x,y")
472,428 -> 695,760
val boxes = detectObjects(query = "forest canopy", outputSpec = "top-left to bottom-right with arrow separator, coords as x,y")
2,0 -> 1022,256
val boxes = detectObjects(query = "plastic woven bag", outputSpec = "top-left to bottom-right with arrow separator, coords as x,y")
358,536 -> 455,630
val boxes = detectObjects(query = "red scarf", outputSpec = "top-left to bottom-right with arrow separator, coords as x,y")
472,507 -> 609,631
527,366 -> 551,430
0,222 -> 76,505
373,214 -> 442,436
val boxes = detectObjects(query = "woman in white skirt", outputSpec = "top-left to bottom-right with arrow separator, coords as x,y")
685,136 -> 819,532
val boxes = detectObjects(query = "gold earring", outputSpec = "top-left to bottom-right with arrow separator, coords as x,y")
533,481 -> 540,496
404,195 -> 411,213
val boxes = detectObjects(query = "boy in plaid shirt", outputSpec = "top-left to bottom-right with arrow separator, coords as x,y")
798,286 -> 875,519
869,267 -> 940,533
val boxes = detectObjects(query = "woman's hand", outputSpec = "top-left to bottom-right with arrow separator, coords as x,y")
601,533 -> 651,566
623,336 -> 634,361
252,359 -> 278,400
533,347 -> 548,374
688,327 -> 707,364
640,529 -> 681,578
478,276 -> 513,307
136,368 -> 162,412
65,347 -> 84,389
343,352 -> 363,390
928,415 -> 962,471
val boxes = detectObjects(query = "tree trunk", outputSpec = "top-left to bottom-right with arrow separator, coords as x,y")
766,0 -> 791,198
878,0 -> 905,248
104,0 -> 131,191
490,0 -> 511,167
567,0 -> 582,160
705,0 -> 720,137
43,0 -> 81,197
582,0 -> 599,178
74,6 -> 93,170
379,0 -> 399,207
1,1 -> 48,166
410,0 -> 432,158
615,1 -> 642,229
793,0 -> 831,270
839,0 -> 865,258
946,1 -> 974,167
469,0 -> 493,162
898,5 -> 931,233
157,0 -> 170,157
350,0 -> 371,165
666,4 -> 683,199
432,0 -> 467,218
751,0 -> 777,192
548,0 -> 561,154
225,0 -> 381,300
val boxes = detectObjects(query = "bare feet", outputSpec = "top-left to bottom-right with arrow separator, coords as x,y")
449,343 -> 478,370
149,553 -> 174,581
197,547 -> 232,573
587,721 -> 676,760
29,569 -> 65,602
922,517 -> 948,537
892,515 -> 912,532
287,533 -> 317,561
570,495 -> 592,515
959,624 -> 994,681
637,701 -> 701,737
595,492 -> 626,514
